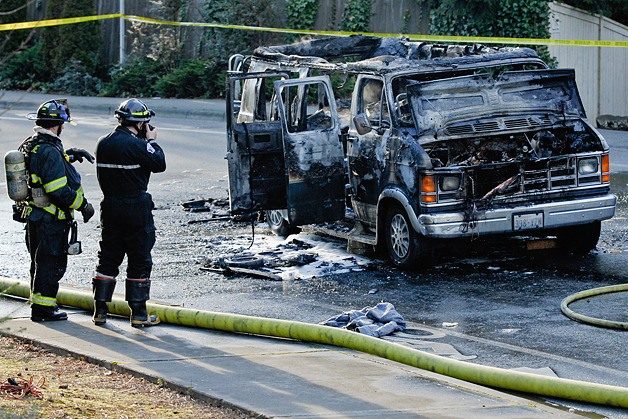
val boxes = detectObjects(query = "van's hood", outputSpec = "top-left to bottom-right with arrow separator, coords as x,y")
407,69 -> 586,139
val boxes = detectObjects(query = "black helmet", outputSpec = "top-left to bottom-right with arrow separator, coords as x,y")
27,99 -> 72,124
114,98 -> 155,123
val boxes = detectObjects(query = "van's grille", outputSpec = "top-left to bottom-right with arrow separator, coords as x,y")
522,157 -> 576,192
472,157 -> 579,199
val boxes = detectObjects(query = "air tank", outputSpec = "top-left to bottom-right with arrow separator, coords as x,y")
4,150 -> 29,201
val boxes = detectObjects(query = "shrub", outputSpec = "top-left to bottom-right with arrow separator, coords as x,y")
0,44 -> 48,90
40,0 -> 101,77
154,60 -> 225,98
100,59 -> 166,97
47,61 -> 103,96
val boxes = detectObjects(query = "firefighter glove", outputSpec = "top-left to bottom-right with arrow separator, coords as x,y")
66,148 -> 95,164
80,202 -> 95,223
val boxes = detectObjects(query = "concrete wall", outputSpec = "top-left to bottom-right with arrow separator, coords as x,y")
548,2 -> 628,124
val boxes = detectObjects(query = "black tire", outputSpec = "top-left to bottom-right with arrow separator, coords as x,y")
556,221 -> 601,255
385,206 -> 432,269
265,210 -> 300,238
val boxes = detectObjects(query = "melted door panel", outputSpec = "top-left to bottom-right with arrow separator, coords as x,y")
227,72 -> 289,213
274,76 -> 345,225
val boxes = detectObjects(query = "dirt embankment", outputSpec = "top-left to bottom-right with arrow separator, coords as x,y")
0,335 -> 256,418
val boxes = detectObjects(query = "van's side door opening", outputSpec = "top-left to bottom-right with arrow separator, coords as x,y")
227,73 -> 345,226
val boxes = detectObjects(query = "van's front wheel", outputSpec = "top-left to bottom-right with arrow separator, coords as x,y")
556,221 -> 601,255
265,210 -> 300,238
385,206 -> 432,269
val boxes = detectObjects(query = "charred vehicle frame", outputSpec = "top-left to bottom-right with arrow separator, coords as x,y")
225,36 -> 616,268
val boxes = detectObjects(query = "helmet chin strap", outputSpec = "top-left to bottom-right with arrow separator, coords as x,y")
124,121 -> 142,135
136,121 -> 147,137
51,123 -> 63,136
126,121 -> 148,138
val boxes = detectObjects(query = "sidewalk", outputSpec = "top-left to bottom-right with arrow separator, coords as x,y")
0,293 -> 579,418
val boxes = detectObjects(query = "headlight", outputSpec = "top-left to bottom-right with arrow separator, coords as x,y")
578,157 -> 598,175
439,176 -> 460,191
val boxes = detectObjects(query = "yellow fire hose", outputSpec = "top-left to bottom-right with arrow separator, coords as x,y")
1,277 -> 627,409
561,283 -> 628,330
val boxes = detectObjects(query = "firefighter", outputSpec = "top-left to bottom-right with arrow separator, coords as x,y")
21,99 -> 95,322
93,98 -> 166,327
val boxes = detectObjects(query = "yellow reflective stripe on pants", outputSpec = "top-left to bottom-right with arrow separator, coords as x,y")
31,292 -> 57,307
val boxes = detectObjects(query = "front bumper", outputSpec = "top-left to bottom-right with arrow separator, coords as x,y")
415,195 -> 617,238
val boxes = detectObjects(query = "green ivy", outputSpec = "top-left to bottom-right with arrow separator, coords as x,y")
328,1 -> 338,30
402,11 -> 412,34
428,0 -> 557,67
204,0 -> 285,60
341,0 -> 372,33
287,0 -> 319,30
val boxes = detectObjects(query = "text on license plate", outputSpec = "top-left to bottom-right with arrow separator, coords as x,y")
513,212 -> 544,231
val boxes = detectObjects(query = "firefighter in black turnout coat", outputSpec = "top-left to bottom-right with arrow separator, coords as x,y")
21,100 -> 95,322
93,98 -> 166,327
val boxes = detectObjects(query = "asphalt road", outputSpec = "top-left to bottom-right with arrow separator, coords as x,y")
1,94 -> 627,417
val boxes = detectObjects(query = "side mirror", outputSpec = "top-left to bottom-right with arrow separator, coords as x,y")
353,113 -> 372,135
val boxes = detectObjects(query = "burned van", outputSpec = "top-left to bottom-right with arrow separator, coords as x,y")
226,36 -> 616,268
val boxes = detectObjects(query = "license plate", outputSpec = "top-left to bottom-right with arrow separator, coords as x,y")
513,212 -> 544,231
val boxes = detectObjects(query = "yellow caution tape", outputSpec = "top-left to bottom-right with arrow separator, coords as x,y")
1,13 -> 627,48
0,13 -> 122,31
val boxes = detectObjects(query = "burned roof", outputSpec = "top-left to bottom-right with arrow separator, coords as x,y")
252,36 -> 545,75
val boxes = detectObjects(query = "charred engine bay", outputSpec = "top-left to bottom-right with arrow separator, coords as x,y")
423,124 -> 606,201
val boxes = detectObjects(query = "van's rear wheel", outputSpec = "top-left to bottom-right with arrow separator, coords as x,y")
556,221 -> 601,255
265,210 -> 300,238
385,206 -> 432,269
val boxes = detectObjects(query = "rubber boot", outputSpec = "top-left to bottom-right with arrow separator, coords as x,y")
31,304 -> 67,322
92,274 -> 117,326
126,279 -> 160,328
93,301 -> 108,325
128,301 -> 160,327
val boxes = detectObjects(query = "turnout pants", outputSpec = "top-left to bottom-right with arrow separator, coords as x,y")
96,192 -> 156,280
26,213 -> 69,309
